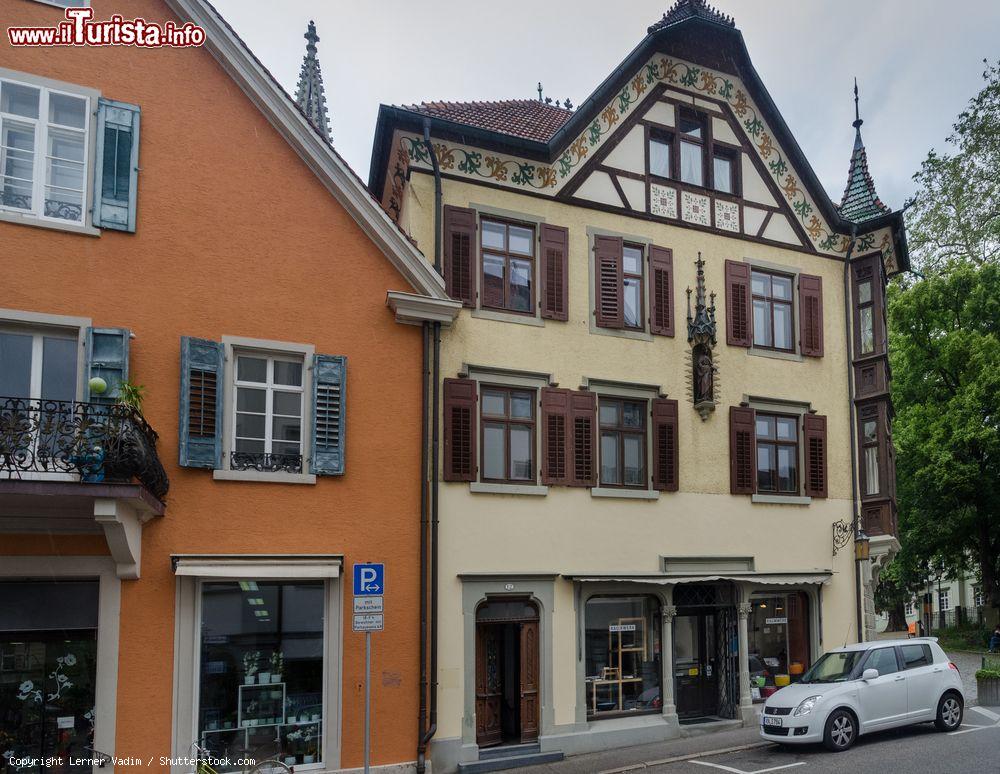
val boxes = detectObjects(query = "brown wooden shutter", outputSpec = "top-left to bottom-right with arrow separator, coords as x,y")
729,405 -> 756,494
569,390 -> 597,487
798,273 -> 824,357
651,398 -> 679,491
540,224 -> 569,321
540,387 -> 571,485
594,235 -> 623,329
443,205 -> 476,307
803,413 -> 828,498
649,246 -> 674,337
725,259 -> 751,347
443,378 -> 477,481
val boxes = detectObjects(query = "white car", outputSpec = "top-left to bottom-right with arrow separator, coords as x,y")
759,637 -> 964,751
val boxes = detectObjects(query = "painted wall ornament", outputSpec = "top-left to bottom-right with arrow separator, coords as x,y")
686,254 -> 719,420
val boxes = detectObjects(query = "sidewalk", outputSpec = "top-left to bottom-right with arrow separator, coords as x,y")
512,723 -> 765,774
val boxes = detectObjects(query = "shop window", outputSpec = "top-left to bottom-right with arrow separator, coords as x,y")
197,580 -> 324,769
481,218 -> 535,314
480,386 -> 535,483
0,581 -> 99,774
584,596 -> 661,719
599,398 -> 647,488
751,270 -> 794,351
748,592 -> 810,701
755,413 -> 798,494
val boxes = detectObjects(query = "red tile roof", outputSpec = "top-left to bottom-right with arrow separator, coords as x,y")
400,100 -> 574,143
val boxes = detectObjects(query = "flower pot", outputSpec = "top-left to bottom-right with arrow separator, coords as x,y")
259,672 -> 271,684
284,757 -> 297,766
244,675 -> 256,685
304,755 -> 315,764
270,674 -> 281,683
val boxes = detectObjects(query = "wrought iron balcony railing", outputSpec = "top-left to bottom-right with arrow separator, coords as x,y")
0,397 -> 169,501
229,451 -> 303,474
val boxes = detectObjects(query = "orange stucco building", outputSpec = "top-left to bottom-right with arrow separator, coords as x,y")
0,1 -> 457,771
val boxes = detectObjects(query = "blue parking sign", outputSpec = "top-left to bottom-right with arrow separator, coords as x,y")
353,563 -> 385,596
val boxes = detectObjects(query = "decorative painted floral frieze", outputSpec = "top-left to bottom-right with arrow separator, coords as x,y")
400,54 -> 898,270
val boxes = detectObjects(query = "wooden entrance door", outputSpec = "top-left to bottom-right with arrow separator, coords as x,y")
475,624 -> 502,747
519,620 -> 539,741
674,612 -> 720,718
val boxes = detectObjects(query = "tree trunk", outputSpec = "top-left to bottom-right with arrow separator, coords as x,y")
887,602 -> 908,632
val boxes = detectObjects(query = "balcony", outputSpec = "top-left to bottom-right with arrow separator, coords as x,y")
0,397 -> 170,578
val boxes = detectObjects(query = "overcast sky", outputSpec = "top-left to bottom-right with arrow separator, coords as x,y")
214,0 -> 999,208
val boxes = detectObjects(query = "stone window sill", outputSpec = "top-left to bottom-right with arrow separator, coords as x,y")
591,487 -> 660,501
751,493 -> 811,506
470,482 -> 549,496
471,308 -> 544,327
0,209 -> 100,236
748,347 -> 803,363
213,470 -> 317,485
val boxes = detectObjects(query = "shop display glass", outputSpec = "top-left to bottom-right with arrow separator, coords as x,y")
584,596 -> 661,718
748,592 -> 810,700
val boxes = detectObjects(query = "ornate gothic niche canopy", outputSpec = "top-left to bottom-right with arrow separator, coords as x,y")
686,254 -> 719,421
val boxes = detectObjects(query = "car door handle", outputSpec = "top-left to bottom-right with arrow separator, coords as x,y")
894,676 -> 905,681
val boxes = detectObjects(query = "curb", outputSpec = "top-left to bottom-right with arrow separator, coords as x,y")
596,742 -> 773,774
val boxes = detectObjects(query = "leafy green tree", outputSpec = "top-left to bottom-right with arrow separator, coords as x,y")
888,265 -> 1000,619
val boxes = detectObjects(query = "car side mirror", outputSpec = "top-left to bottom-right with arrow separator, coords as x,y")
862,668 -> 879,681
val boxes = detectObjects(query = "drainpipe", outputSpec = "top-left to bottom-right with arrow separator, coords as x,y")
417,322 -> 430,773
417,117 -> 444,774
842,225 -> 863,642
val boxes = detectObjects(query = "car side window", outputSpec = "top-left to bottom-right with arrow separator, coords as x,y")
900,644 -> 932,669
866,647 -> 899,676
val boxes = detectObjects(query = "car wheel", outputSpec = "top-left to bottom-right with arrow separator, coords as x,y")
823,709 -> 857,752
935,693 -> 963,732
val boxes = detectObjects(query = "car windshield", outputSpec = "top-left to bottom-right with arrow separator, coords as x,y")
799,651 -> 864,683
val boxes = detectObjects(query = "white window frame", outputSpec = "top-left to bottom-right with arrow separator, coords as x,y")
974,586 -> 985,608
170,559 -> 342,773
0,68 -> 99,234
0,322 -> 81,400
232,352 -> 305,459
938,589 -> 950,612
214,336 -> 315,484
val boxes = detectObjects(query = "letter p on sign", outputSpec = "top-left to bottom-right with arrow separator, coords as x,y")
353,563 -> 385,596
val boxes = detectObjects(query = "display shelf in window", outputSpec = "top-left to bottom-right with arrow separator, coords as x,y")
238,682 -> 286,728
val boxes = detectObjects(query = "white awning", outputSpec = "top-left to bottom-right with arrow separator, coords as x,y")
566,572 -> 832,586
172,555 -> 342,579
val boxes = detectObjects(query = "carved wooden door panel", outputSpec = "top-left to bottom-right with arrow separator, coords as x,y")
519,620 -> 540,741
475,624 -> 502,747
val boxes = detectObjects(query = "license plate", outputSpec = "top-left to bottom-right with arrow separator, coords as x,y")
762,716 -> 783,727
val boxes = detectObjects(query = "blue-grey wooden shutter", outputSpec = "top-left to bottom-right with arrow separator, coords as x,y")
93,98 -> 140,232
179,337 -> 224,469
310,354 -> 346,476
85,327 -> 130,403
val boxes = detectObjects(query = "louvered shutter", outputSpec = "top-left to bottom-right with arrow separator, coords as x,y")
86,327 -> 130,403
798,274 -> 824,357
443,206 -> 476,307
310,354 -> 346,475
443,378 -> 477,481
729,405 -> 756,494
803,413 -> 828,498
594,235 -> 623,329
651,398 -> 679,491
540,224 -> 569,321
540,388 -> 570,485
649,245 -> 674,337
93,99 -> 140,232
725,260 -> 751,347
178,337 -> 223,469
569,391 -> 597,487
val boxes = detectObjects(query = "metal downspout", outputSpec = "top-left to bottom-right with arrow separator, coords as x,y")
842,225 -> 864,642
417,322 -> 430,774
417,116 -> 443,773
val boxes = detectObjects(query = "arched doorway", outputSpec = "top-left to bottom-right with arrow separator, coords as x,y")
475,598 -> 539,747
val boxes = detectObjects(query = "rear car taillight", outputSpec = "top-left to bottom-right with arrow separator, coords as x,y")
949,662 -> 960,673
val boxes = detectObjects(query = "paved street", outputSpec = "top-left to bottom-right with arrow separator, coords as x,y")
947,650 -> 986,706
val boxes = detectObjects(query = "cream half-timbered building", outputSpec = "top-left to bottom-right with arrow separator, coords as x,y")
370,1 -> 906,770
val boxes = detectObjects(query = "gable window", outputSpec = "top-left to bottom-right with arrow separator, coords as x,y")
649,134 -> 672,179
713,150 -> 735,194
756,413 -> 798,494
646,109 -> 741,198
751,270 -> 794,351
480,386 -> 535,483
1,77 -> 89,224
678,110 -> 705,187
481,218 -> 534,314
599,398 -> 646,488
232,353 -> 304,473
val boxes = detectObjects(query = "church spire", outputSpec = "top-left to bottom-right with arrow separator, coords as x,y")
839,79 -> 890,223
294,20 -> 331,142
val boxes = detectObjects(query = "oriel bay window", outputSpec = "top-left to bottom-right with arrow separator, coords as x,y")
481,386 -> 535,483
233,353 -> 304,472
751,270 -> 794,351
585,596 -> 662,718
599,398 -> 646,488
481,218 -> 534,314
857,403 -> 888,499
755,413 -> 798,494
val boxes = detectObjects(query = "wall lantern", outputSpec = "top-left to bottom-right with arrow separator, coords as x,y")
854,529 -> 871,562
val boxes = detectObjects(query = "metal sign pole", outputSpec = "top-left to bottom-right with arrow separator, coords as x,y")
364,629 -> 371,774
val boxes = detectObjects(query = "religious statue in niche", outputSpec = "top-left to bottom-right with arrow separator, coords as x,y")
686,254 -> 719,420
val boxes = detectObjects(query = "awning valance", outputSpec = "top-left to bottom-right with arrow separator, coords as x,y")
564,572 -> 832,586
172,555 -> 342,579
